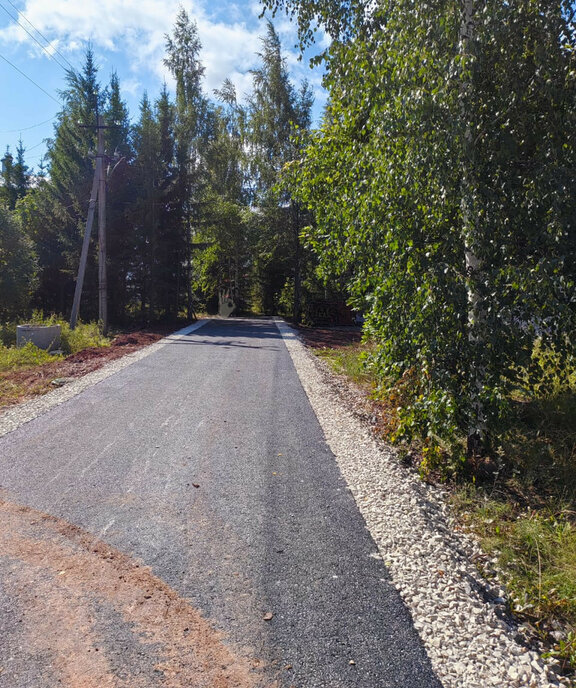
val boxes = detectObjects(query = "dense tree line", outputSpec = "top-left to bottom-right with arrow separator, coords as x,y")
263,0 -> 576,458
0,12 -> 315,324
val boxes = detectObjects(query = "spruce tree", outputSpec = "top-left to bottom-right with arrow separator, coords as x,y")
13,139 -> 30,205
30,47 -> 103,316
0,207 -> 36,319
104,72 -> 134,323
246,22 -> 313,317
0,147 -> 16,210
164,9 -> 208,320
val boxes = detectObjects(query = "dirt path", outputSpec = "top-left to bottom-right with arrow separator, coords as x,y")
0,498 -> 262,688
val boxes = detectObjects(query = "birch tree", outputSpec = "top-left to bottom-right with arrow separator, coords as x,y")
263,0 -> 576,463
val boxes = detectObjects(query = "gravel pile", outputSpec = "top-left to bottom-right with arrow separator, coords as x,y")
275,319 -> 569,688
0,321 -> 207,439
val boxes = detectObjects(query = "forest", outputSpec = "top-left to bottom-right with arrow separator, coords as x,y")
0,12 -> 319,330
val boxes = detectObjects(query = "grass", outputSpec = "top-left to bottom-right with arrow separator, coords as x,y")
0,341 -> 60,372
451,487 -> 576,675
313,336 -> 576,679
315,342 -> 375,389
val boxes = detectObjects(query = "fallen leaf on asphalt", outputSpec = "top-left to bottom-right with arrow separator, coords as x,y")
263,612 -> 274,621
349,660 -> 356,665
192,483 -> 200,488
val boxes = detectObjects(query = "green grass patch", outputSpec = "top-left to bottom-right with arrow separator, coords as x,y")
0,312 -> 112,356
314,343 -> 375,389
0,314 -> 112,383
451,486 -> 576,675
0,341 -> 61,372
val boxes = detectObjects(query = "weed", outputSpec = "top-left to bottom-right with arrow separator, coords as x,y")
314,343 -> 375,389
0,341 -> 61,372
60,321 -> 110,354
0,313 -> 111,355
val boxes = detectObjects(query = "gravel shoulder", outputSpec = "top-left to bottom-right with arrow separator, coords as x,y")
276,319 -> 570,688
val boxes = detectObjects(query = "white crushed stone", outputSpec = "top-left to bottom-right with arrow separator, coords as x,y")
275,318 -> 569,688
0,320 -> 208,438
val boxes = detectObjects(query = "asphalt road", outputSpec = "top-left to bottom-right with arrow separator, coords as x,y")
0,318 -> 442,688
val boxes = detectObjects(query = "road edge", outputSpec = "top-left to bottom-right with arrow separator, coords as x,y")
0,320 -> 210,438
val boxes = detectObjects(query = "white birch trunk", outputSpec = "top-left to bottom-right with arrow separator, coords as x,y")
460,0 -> 487,453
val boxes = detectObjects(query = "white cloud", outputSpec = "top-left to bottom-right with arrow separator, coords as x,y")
0,0 -> 326,119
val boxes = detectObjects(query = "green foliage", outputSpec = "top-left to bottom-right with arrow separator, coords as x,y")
3,311 -> 111,355
0,140 -> 30,210
3,21 -> 315,326
193,197 -> 253,312
498,341 -> 576,495
0,207 -> 37,319
516,340 -> 576,400
164,9 -> 209,321
245,22 -> 314,318
271,0 -> 576,457
0,341 -> 58,372
60,320 -> 110,354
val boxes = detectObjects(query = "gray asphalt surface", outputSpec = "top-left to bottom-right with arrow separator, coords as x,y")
0,317 -> 443,687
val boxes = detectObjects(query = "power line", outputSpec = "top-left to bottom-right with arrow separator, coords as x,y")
0,51 -> 61,105
25,138 -> 49,152
0,115 -> 57,134
1,0 -> 76,73
0,1 -> 70,73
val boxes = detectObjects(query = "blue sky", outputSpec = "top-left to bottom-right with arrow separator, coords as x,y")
0,0 -> 327,172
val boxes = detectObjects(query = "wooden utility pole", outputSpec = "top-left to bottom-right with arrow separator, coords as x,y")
97,115 -> 108,335
70,115 -> 114,333
70,155 -> 101,330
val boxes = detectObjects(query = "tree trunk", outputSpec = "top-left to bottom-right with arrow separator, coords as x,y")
460,0 -> 486,455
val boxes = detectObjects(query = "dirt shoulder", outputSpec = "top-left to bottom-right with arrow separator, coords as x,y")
297,325 -> 363,349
